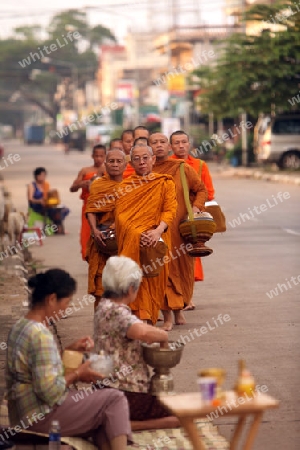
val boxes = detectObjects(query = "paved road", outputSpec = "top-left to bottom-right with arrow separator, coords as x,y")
2,141 -> 299,449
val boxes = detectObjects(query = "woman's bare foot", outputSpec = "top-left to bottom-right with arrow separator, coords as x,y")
162,310 -> 173,331
174,310 -> 186,325
131,416 -> 180,431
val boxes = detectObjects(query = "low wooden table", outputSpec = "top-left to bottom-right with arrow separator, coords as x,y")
159,392 -> 279,450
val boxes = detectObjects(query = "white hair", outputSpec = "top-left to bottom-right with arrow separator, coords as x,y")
102,256 -> 142,298
130,144 -> 153,159
105,149 -> 126,161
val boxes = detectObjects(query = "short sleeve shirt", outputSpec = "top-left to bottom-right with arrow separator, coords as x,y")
6,318 -> 67,426
94,299 -> 150,393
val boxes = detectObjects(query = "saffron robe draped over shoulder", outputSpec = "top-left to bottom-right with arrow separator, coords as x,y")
170,154 -> 215,282
170,154 -> 215,200
153,159 -> 207,309
80,171 -> 98,260
122,162 -> 135,179
85,174 -> 121,303
95,172 -> 177,324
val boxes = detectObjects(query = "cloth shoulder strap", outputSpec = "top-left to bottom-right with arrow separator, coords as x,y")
198,159 -> 203,178
179,162 -> 193,221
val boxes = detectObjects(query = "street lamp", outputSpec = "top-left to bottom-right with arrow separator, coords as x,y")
41,57 -> 78,115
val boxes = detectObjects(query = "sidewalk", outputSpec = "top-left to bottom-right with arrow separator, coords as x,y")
211,162 -> 300,186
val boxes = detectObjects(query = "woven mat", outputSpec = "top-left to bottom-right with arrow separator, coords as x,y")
128,420 -> 229,449
1,400 -> 229,450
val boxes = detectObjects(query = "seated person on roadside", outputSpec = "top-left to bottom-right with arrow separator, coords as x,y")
170,130 -> 216,306
69,145 -> 106,260
149,133 -> 207,331
6,268 -> 131,450
95,142 -> 177,324
86,149 -> 127,310
27,167 -> 69,234
94,256 -> 179,431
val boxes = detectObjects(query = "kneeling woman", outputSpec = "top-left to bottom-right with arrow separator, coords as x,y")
94,256 -> 179,430
6,269 -> 131,450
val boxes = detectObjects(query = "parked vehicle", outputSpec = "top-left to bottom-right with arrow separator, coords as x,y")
24,125 -> 45,145
256,113 -> 300,169
86,125 -> 115,146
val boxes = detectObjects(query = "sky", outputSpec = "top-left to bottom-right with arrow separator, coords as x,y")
0,0 -> 231,42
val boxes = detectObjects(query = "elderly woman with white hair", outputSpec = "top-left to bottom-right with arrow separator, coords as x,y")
94,256 -> 179,431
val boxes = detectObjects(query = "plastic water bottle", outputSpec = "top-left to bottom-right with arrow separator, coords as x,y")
49,420 -> 61,450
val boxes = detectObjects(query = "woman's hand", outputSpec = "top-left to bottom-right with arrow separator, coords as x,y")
76,360 -> 105,383
160,341 -> 169,349
67,336 -> 94,352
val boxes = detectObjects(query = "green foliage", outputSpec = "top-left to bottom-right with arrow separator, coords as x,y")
193,1 -> 300,118
226,134 -> 255,165
0,10 -> 116,126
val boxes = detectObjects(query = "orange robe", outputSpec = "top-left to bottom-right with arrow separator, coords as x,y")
80,171 -> 99,260
122,161 -> 135,179
85,175 -> 121,306
96,173 -> 177,324
170,155 -> 215,281
153,159 -> 207,308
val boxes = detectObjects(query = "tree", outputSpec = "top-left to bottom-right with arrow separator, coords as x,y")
0,10 -> 116,129
192,1 -> 300,118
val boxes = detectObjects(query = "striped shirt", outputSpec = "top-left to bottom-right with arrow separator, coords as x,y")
6,318 -> 67,426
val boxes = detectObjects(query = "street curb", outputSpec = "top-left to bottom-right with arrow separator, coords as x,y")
219,168 -> 300,186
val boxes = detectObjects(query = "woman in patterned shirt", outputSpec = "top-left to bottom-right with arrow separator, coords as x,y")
6,268 -> 131,450
94,256 -> 179,431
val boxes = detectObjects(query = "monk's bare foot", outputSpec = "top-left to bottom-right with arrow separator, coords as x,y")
162,310 -> 173,331
174,310 -> 186,325
183,302 -> 196,311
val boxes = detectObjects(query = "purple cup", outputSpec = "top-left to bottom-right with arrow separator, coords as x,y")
198,377 -> 217,404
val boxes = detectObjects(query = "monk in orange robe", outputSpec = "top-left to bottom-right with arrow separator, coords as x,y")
95,143 -> 177,324
69,145 -> 106,260
121,129 -> 135,179
123,128 -> 150,179
149,133 -> 207,330
85,149 -> 127,310
170,130 -> 216,309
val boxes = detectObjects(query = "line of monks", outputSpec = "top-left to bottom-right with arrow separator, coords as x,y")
69,126 -> 215,331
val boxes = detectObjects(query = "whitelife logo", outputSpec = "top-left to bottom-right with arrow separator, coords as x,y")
18,31 -> 81,68
228,192 -> 290,228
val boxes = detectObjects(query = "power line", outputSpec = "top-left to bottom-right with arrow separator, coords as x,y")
0,1 -> 239,20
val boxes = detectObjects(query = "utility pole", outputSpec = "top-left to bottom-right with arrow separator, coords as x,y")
241,112 -> 248,166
